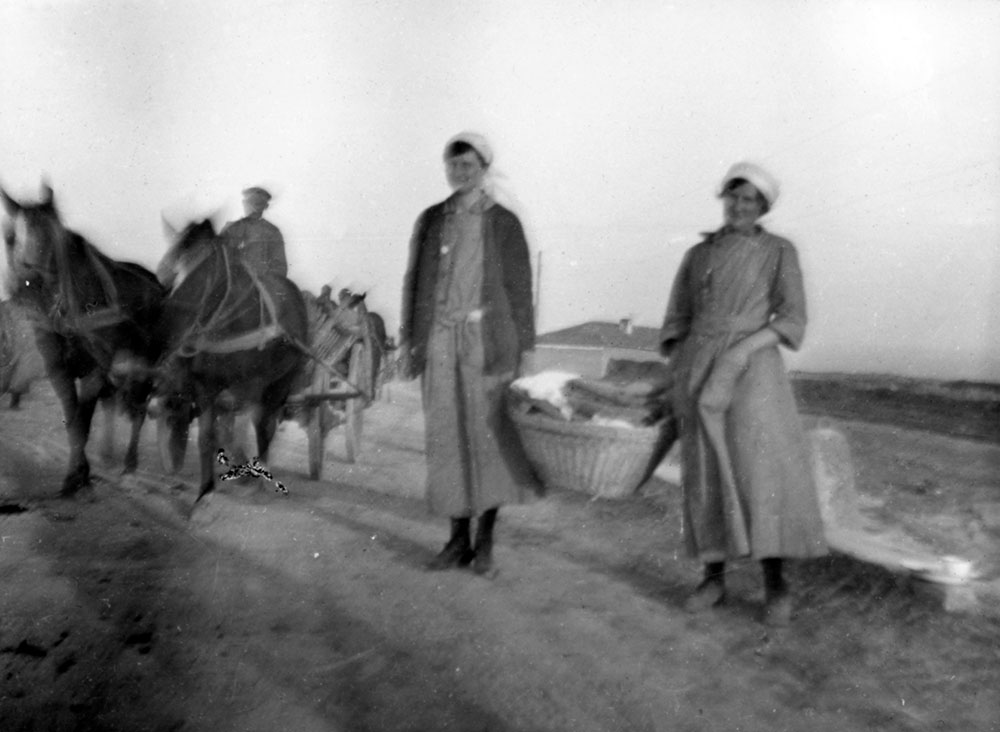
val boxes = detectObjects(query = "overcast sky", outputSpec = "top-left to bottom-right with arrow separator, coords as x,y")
1,0 -> 997,380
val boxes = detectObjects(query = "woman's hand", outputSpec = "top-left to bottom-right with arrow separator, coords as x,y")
698,351 -> 746,414
697,329 -> 778,414
717,343 -> 751,372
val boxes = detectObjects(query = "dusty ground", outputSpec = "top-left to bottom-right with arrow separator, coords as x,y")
1,377 -> 998,732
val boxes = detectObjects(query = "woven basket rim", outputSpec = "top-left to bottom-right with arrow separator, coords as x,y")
508,405 -> 670,441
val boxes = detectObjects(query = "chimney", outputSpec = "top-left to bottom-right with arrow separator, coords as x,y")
618,317 -> 633,335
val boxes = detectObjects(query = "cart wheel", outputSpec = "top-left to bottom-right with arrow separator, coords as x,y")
344,396 -> 363,463
157,412 -> 189,475
343,343 -> 366,463
307,367 -> 330,480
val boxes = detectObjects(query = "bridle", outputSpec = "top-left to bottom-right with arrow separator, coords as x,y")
9,209 -> 128,336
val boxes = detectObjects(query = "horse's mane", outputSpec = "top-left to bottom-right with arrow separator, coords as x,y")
53,228 -> 158,322
54,231 -> 118,314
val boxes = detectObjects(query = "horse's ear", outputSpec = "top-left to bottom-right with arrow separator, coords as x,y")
207,207 -> 224,234
161,214 -> 178,242
39,180 -> 54,208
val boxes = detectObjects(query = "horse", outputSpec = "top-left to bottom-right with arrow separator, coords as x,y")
0,184 -> 165,494
152,218 -> 308,503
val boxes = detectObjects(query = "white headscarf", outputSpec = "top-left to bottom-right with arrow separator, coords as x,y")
444,131 -> 494,167
443,130 -> 525,213
718,161 -> 781,210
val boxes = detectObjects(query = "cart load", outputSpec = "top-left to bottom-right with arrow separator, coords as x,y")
285,288 -> 382,477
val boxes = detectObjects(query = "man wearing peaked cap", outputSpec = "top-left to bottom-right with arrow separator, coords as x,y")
220,185 -> 288,278
242,186 -> 272,202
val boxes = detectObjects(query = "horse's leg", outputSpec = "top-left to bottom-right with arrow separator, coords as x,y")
122,399 -> 146,474
253,403 -> 279,464
195,400 -> 216,501
53,373 -> 88,494
214,392 -> 250,465
232,412 -> 253,465
35,333 -> 89,495
257,366 -> 300,463
96,393 -> 117,466
62,371 -> 104,494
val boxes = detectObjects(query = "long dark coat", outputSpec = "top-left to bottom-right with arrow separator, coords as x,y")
401,194 -> 536,516
401,199 -> 534,377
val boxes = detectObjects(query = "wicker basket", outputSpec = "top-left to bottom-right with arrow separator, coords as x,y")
509,406 -> 677,499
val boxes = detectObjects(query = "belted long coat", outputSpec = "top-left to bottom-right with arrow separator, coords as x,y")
660,226 -> 827,562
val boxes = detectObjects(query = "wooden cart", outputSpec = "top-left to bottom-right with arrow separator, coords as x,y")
285,291 -> 380,479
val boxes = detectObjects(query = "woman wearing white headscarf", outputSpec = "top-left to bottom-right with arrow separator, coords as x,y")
401,132 -> 536,575
659,161 -> 827,626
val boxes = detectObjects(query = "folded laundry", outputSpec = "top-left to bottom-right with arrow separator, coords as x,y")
510,364 -> 673,427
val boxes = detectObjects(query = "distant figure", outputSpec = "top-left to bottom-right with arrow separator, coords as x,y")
220,186 -> 288,279
659,161 -> 827,627
0,300 -> 44,408
401,131 -> 536,576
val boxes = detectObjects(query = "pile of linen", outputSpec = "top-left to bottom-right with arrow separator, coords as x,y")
509,359 -> 673,428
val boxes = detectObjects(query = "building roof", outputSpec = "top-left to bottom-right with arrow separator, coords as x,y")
536,320 -> 661,352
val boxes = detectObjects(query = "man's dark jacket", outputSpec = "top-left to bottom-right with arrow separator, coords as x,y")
401,200 -> 534,377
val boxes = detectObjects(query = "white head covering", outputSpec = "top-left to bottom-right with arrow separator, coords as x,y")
444,131 -> 494,167
443,130 -> 524,212
719,161 -> 781,209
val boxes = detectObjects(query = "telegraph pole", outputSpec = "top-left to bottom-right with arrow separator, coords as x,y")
533,250 -> 542,333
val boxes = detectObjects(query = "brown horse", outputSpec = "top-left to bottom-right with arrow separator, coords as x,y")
153,219 -> 308,502
0,184 -> 164,494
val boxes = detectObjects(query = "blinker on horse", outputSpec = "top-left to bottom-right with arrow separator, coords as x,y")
0,183 -> 165,495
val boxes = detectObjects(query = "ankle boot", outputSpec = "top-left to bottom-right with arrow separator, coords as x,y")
684,561 -> 726,613
426,517 -> 474,570
762,557 -> 792,627
471,508 -> 498,575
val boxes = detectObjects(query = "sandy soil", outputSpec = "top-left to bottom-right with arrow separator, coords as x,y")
1,378 -> 998,732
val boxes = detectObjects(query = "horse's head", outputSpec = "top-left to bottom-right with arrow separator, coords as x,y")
159,217 -> 220,292
175,218 -> 218,252
0,184 -> 65,296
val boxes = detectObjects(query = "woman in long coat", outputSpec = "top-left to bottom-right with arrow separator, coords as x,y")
400,131 -> 535,575
659,161 -> 827,626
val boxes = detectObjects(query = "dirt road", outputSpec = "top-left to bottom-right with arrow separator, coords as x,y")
1,380 -> 998,731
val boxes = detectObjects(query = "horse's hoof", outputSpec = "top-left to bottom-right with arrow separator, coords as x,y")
188,492 -> 222,525
59,475 -> 91,498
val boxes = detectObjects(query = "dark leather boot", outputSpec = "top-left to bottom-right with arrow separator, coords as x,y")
426,517 -> 474,570
684,561 -> 726,613
471,508 -> 498,575
762,557 -> 792,627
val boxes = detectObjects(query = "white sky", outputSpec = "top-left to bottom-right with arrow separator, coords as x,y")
1,0 -> 997,380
